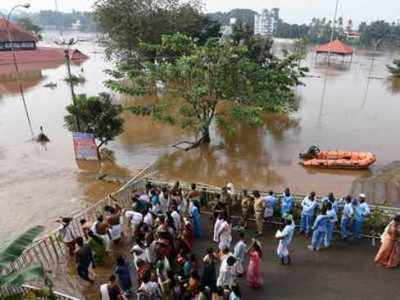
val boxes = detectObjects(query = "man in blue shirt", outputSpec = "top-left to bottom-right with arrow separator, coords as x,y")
340,195 -> 354,239
352,194 -> 370,240
308,206 -> 329,251
280,188 -> 294,220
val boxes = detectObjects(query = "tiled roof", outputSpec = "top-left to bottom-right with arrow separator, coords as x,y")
0,47 -> 89,65
315,39 -> 354,55
0,18 -> 38,42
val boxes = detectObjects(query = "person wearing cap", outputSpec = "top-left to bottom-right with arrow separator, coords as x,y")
340,195 -> 354,239
300,192 -> 318,236
276,214 -> 295,264
352,194 -> 370,240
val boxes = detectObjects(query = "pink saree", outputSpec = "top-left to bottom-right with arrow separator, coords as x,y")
246,249 -> 263,288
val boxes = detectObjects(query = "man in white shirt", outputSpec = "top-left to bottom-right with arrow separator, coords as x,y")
143,209 -> 154,228
57,217 -> 75,256
276,215 -> 295,265
170,206 -> 181,232
300,192 -> 318,236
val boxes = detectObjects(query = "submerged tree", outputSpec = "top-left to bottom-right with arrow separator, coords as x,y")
387,59 -> 400,78
64,93 -> 124,154
106,33 -> 307,149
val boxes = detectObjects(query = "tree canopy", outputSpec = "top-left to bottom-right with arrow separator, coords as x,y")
94,0 -> 209,60
64,93 -> 124,153
105,33 -> 308,148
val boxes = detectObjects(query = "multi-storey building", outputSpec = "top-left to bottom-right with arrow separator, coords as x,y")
254,8 -> 280,36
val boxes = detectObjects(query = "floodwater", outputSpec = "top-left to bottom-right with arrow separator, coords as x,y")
1,32 -> 400,239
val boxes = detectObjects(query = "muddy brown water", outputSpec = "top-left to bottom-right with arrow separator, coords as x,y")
1,32 -> 400,241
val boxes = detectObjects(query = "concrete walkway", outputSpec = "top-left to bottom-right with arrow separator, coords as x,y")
59,215 -> 398,300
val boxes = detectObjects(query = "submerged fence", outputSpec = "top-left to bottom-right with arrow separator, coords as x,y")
2,165 -> 400,296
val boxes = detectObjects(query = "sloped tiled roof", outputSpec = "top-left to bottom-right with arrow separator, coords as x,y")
315,39 -> 353,55
0,47 -> 89,66
0,18 -> 38,42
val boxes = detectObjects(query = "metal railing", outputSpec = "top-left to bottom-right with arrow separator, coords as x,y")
3,165 -> 399,294
0,163 -> 158,296
1,284 -> 80,300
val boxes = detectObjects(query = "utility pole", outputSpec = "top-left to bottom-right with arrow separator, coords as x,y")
328,0 -> 340,64
1,3 -> 35,138
56,38 -> 82,132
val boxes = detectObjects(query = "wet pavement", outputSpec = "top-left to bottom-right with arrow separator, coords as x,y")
54,214 -> 399,300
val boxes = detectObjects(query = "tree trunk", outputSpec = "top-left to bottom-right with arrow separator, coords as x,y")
201,127 -> 211,144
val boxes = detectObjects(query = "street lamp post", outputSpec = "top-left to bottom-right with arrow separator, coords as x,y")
1,3 -> 35,138
55,38 -> 82,132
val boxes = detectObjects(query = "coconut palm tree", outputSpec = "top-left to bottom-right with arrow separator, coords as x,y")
0,226 -> 46,289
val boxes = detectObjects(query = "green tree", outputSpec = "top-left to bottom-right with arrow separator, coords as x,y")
94,0 -> 204,60
15,17 -> 42,40
0,226 -> 46,290
105,34 -> 307,148
387,59 -> 400,77
231,19 -> 253,45
64,93 -> 124,154
358,20 -> 399,46
196,16 -> 221,45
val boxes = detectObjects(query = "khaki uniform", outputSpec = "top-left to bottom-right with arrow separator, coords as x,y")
254,197 -> 265,235
241,196 -> 252,227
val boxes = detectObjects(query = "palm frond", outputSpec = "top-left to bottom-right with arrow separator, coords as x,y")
0,226 -> 45,267
0,264 -> 45,288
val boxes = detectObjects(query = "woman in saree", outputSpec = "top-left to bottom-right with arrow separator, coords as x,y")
87,230 -> 106,265
375,214 -> 400,268
246,239 -> 263,289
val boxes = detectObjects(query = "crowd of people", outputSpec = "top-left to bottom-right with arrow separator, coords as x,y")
56,182 -> 400,299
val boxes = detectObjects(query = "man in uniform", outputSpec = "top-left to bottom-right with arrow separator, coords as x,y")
253,191 -> 265,237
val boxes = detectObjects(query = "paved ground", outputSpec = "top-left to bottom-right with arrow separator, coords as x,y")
57,214 -> 399,300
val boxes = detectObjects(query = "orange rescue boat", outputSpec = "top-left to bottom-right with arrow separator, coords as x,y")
299,146 -> 376,169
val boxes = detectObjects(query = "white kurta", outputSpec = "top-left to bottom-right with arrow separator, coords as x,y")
213,218 -> 224,243
218,221 -> 232,250
217,255 -> 235,288
277,223 -> 295,258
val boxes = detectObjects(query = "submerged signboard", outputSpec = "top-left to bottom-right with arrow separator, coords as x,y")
72,132 -> 98,160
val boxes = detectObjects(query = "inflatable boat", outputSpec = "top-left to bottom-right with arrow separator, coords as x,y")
299,146 -> 376,169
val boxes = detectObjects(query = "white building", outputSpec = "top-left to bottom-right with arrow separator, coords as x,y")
254,8 -> 280,36
221,18 -> 237,39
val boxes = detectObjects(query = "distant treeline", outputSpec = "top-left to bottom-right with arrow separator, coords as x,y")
207,8 -> 400,47
275,18 -> 400,47
13,10 -> 97,32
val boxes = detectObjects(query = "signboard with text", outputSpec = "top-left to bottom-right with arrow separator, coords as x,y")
72,132 -> 98,161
